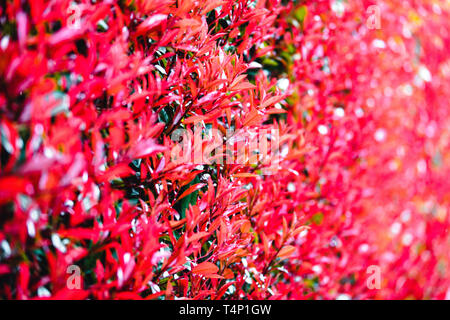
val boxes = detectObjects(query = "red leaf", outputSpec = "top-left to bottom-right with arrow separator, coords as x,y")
128,139 -> 166,158
176,183 -> 205,202
277,245 -> 296,259
137,14 -> 167,34
97,163 -> 134,182
192,262 -> 219,276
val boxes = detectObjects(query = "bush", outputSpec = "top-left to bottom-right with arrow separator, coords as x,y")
1,0 -> 449,299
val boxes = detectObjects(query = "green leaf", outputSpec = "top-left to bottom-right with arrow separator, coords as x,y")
294,5 -> 308,24
312,212 -> 324,225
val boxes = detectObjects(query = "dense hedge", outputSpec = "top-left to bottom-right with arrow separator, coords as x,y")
1,0 -> 450,299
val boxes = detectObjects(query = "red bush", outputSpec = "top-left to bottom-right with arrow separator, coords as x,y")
1,0 -> 449,299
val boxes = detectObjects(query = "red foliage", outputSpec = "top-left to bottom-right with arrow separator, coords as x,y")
0,0 -> 449,300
